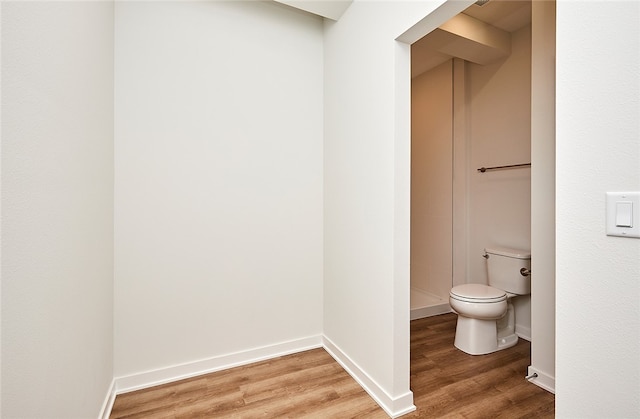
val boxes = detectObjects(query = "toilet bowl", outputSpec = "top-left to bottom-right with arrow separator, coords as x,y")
449,247 -> 531,355
449,284 -> 509,355
450,284 -> 507,318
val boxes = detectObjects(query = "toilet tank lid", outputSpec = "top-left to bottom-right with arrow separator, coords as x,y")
485,246 -> 531,259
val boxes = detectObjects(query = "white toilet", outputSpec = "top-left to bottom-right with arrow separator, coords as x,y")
449,247 -> 531,355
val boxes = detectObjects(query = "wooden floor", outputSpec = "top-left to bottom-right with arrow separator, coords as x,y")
405,313 -> 554,418
110,313 -> 554,418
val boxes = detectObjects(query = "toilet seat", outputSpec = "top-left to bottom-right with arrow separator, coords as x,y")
450,284 -> 507,303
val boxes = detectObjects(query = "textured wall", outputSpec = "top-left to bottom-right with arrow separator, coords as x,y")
1,2 -> 114,417
113,1 -> 324,378
556,1 -> 640,416
411,60 -> 453,300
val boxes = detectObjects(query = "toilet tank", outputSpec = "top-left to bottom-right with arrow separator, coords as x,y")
485,247 -> 531,295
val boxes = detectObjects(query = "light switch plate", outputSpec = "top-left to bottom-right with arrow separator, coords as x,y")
606,192 -> 640,238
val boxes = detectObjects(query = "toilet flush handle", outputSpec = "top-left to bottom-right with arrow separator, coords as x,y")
520,268 -> 531,277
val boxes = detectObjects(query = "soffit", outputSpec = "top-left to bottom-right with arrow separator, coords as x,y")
273,0 -> 352,21
412,0 -> 531,78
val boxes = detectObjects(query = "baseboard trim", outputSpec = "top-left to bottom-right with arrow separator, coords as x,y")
99,378 -> 116,419
410,304 -> 451,321
322,336 -> 416,418
113,335 -> 322,395
526,365 -> 555,394
104,334 -> 417,418
516,324 -> 532,342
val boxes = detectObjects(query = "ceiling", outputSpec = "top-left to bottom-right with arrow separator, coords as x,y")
412,0 -> 531,78
463,0 -> 532,32
273,0 -> 352,21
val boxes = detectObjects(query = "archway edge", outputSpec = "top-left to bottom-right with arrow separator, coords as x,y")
396,0 -> 474,45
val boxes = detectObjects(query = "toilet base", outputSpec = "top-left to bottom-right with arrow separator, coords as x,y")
496,332 -> 519,351
454,306 -> 519,355
454,316 -> 501,355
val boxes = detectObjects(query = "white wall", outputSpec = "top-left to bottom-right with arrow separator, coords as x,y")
467,24 -> 532,336
467,24 -> 532,283
1,2 -> 114,417
556,1 -> 640,416
114,1 -> 324,378
323,1 -> 468,415
411,60 -> 453,300
530,0 -> 556,393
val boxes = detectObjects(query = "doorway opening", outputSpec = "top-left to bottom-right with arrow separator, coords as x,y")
405,0 -> 556,394
409,1 -> 533,327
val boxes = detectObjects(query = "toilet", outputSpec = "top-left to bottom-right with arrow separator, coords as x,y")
449,247 -> 531,355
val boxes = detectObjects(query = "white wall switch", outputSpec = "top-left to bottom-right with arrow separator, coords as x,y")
606,192 -> 640,238
615,202 -> 633,227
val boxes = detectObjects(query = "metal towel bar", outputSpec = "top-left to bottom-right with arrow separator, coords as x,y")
477,163 -> 531,173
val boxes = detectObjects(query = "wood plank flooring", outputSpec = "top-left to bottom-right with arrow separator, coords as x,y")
110,348 -> 387,418
110,313 -> 554,418
405,313 -> 554,418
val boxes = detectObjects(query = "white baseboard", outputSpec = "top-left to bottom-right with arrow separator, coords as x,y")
104,334 -> 416,418
98,379 -> 116,419
102,333 -> 548,418
526,365 -> 555,394
113,335 -> 322,395
322,336 -> 416,418
410,304 -> 451,321
516,324 -> 532,341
